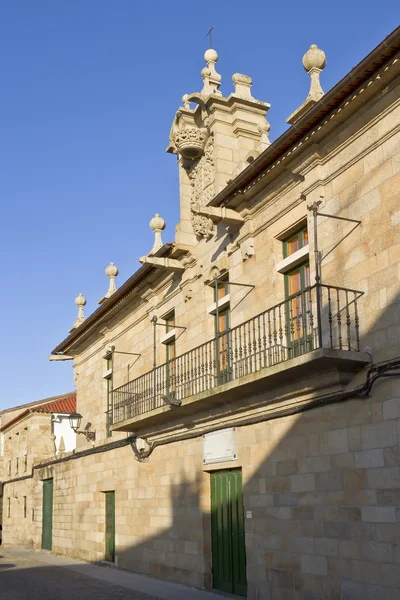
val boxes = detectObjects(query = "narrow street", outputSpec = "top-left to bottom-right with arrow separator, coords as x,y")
0,548 -> 232,600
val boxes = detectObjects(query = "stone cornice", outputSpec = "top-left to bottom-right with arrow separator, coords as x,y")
208,28 -> 400,207
237,61 -> 400,197
233,104 -> 400,230
51,245 -> 173,356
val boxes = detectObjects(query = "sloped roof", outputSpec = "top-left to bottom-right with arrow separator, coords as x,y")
0,392 -> 76,432
210,24 -> 400,207
52,244 -> 173,355
34,395 -> 76,415
0,391 -> 76,415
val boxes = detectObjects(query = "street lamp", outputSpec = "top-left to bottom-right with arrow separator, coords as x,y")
68,412 -> 95,442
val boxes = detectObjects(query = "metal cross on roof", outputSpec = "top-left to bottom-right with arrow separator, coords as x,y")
206,25 -> 214,48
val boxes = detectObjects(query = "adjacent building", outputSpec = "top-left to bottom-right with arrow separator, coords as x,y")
0,393 -> 76,547
2,26 -> 400,600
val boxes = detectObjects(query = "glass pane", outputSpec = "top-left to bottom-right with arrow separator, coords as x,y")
303,230 -> 308,245
166,342 -> 176,391
216,281 -> 229,301
287,235 -> 300,256
165,313 -> 175,332
218,310 -> 229,333
219,333 -> 229,372
288,270 -> 301,295
167,342 -> 176,361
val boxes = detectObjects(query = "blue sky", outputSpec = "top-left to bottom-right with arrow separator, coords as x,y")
0,2 -> 398,409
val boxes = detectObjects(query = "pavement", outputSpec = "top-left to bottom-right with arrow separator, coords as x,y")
0,547 -> 239,600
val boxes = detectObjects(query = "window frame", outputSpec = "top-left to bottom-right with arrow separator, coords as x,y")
104,356 -> 113,438
283,226 -> 309,259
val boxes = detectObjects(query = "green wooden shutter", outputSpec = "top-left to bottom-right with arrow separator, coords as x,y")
42,479 -> 53,550
230,469 -> 247,596
105,491 -> 115,562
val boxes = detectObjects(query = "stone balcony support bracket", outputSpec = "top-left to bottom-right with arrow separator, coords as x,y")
138,256 -> 186,272
192,203 -> 244,225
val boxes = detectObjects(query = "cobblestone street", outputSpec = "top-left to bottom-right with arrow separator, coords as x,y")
0,548 -> 231,600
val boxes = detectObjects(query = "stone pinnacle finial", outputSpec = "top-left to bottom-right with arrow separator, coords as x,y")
257,119 -> 271,149
303,44 -> 326,102
105,262 -> 119,297
287,44 -> 327,125
232,73 -> 254,100
98,262 -> 119,305
149,214 -> 166,255
201,49 -> 222,97
71,293 -> 86,330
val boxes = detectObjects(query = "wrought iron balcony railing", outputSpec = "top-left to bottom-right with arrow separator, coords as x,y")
112,284 -> 363,425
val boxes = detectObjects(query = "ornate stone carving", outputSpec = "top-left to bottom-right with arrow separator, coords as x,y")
172,127 -> 208,160
240,238 -> 255,261
185,136 -> 215,240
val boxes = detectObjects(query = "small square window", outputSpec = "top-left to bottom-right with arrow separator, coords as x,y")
213,277 -> 229,302
283,227 -> 308,258
164,311 -> 175,333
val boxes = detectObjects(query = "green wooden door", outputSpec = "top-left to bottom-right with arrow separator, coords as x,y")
211,469 -> 247,596
285,262 -> 313,357
42,479 -> 53,550
105,491 -> 115,562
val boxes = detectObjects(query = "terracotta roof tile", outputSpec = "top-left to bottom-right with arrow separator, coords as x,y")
34,394 -> 76,415
0,392 -> 76,431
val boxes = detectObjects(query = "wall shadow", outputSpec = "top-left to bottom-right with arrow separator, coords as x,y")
110,288 -> 400,600
2,293 -> 399,600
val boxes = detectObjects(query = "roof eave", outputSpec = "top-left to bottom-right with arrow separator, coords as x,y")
209,25 -> 400,207
51,244 -> 174,355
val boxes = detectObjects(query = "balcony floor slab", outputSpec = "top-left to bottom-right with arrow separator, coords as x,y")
111,348 -> 370,434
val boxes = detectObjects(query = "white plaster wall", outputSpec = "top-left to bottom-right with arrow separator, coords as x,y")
52,414 -> 76,454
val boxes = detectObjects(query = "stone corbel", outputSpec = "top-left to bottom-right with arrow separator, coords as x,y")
192,203 -> 244,225
240,238 -> 255,261
139,256 -> 185,272
204,257 -> 230,285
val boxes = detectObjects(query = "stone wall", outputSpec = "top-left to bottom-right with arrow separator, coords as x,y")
2,36 -> 400,600
2,376 -> 400,598
71,75 -> 400,451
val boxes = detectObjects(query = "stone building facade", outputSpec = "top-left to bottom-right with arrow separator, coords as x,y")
2,26 -> 400,600
0,393 -> 76,546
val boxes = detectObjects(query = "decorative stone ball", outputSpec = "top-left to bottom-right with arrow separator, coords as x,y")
105,262 -> 119,278
75,293 -> 86,307
302,44 -> 326,72
204,48 -> 218,64
257,120 -> 271,135
201,67 -> 211,77
150,213 -> 166,232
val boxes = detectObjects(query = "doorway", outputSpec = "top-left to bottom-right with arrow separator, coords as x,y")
285,262 -> 313,356
42,478 -> 53,550
105,491 -> 115,562
210,469 -> 247,596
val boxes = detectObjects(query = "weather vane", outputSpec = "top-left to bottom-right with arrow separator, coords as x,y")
206,25 -> 215,48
